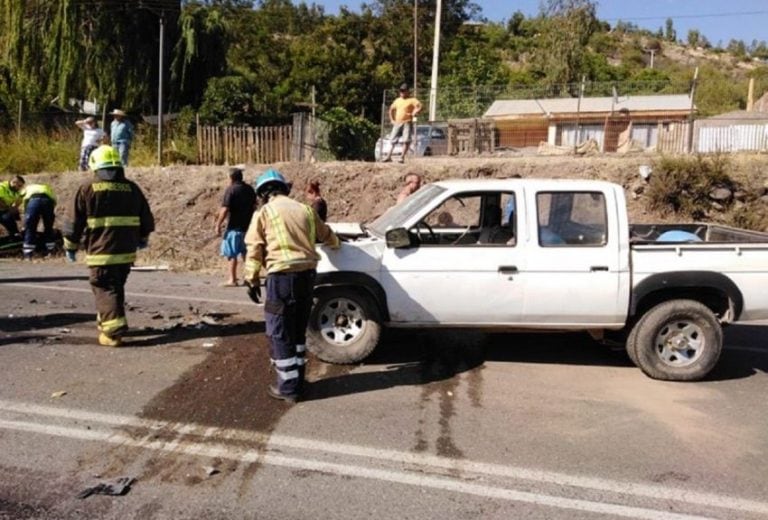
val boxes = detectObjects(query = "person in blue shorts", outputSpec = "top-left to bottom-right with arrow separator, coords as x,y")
214,167 -> 256,286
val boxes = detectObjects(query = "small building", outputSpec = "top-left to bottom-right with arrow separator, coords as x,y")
694,110 -> 768,153
483,94 -> 694,152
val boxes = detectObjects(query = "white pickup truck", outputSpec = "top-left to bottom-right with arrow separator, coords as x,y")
308,178 -> 768,381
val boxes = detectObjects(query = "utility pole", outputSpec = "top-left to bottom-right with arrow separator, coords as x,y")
157,11 -> 165,165
137,1 -> 177,166
687,67 -> 699,154
413,0 -> 418,97
428,0 -> 442,122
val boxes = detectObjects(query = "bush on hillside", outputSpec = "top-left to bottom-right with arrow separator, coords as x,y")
646,153 -> 733,219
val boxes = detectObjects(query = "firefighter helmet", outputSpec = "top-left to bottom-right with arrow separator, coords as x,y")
254,168 -> 289,197
89,145 -> 122,171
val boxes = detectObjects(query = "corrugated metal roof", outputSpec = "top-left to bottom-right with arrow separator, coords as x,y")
704,110 -> 768,121
484,94 -> 693,118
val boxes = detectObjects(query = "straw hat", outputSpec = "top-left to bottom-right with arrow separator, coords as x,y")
110,109 -> 126,117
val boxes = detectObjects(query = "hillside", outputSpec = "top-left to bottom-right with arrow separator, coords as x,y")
19,153 -> 768,273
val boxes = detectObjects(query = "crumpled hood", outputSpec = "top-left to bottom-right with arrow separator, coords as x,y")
317,236 -> 384,274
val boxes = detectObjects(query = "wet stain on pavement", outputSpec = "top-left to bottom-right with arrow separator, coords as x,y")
138,322 -> 286,432
412,331 -> 486,459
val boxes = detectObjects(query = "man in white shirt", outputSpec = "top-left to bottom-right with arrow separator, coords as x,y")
75,116 -> 106,171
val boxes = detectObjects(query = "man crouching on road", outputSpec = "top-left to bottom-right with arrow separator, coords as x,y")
244,168 -> 340,403
62,145 -> 155,347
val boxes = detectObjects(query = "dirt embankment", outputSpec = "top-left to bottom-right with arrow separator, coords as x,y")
24,153 -> 768,272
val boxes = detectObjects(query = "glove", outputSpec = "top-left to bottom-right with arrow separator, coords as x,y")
244,279 -> 261,304
412,116 -> 418,123
65,250 -> 77,263
137,237 -> 149,250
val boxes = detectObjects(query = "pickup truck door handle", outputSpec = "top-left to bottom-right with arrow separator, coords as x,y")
590,266 -> 609,272
498,265 -> 518,274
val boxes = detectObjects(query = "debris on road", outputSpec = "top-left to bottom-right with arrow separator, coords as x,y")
50,391 -> 67,398
77,476 -> 136,499
203,465 -> 220,477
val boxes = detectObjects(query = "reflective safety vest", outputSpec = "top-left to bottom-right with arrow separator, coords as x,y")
244,194 -> 340,277
22,183 -> 56,204
0,181 -> 23,208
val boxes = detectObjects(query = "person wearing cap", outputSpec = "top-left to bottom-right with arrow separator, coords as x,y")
214,167 -> 257,286
244,168 -> 341,403
109,109 -> 134,166
20,182 -> 57,259
381,83 -> 422,163
75,116 -> 106,171
62,145 -> 155,347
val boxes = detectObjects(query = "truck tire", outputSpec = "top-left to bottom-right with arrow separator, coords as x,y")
306,287 -> 381,364
629,299 -> 722,381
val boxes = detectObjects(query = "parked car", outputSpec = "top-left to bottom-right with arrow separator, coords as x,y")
375,124 -> 447,161
310,178 -> 768,382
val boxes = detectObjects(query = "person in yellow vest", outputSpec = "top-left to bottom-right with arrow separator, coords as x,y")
381,83 -> 422,163
0,175 -> 25,238
244,168 -> 341,402
61,145 -> 155,347
21,183 -> 57,259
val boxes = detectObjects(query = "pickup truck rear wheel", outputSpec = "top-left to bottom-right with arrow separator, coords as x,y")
629,299 -> 722,381
307,288 -> 381,364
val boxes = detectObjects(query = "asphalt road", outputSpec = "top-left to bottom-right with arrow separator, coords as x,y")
1,260 -> 767,520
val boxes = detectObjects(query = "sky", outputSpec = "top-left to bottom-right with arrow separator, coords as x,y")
306,0 -> 767,47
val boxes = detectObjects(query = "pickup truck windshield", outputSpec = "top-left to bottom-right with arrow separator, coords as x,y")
367,184 -> 446,237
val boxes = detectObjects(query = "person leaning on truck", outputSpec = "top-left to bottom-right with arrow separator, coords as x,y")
62,145 -> 155,347
243,168 -> 341,403
381,83 -> 422,163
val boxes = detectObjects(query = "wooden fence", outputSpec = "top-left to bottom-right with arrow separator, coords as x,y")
197,123 -> 292,165
447,118 -> 495,155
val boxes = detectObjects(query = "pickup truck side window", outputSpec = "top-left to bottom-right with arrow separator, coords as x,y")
417,191 -> 517,247
536,191 -> 607,247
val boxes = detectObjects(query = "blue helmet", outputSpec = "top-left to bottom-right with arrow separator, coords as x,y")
254,168 -> 288,197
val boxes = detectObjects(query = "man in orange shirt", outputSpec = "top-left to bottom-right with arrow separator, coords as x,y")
382,83 -> 422,163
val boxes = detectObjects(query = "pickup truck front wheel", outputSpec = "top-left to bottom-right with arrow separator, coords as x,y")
629,299 -> 722,381
306,288 -> 382,364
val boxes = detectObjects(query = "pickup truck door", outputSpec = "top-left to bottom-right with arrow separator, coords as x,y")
521,187 -> 629,327
380,190 -> 526,325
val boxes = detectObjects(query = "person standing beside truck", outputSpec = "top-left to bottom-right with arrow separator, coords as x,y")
214,167 -> 257,287
381,84 -> 422,163
244,168 -> 341,403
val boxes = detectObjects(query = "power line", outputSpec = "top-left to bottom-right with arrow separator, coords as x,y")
605,10 -> 768,23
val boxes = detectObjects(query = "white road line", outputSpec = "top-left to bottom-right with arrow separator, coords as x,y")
0,399 -> 766,516
3,282 -> 257,307
0,417 -> 713,520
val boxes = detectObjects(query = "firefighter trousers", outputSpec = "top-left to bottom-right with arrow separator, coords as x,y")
89,264 -> 131,338
264,270 -> 315,397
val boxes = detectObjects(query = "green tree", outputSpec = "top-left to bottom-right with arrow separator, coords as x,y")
531,0 -> 599,89
664,18 -> 676,42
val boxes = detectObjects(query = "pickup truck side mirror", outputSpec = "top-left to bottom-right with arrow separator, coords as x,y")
385,228 -> 412,249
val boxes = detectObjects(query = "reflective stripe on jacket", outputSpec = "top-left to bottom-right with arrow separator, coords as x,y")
61,169 -> 154,266
244,194 -> 339,276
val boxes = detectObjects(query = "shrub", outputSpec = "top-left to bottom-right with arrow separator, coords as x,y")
646,153 -> 733,219
320,107 -> 378,161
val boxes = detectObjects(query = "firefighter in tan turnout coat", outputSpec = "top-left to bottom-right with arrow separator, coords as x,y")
62,145 -> 155,346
